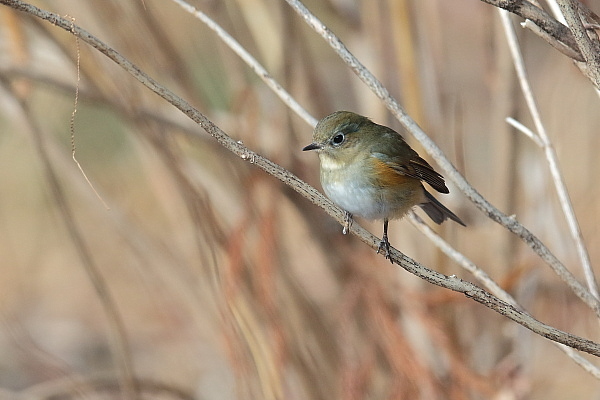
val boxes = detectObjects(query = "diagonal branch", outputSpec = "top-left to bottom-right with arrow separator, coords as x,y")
556,0 -> 600,88
479,0 -> 584,60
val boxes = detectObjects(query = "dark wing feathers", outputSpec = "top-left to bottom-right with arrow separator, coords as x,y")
386,158 -> 449,193
372,125 -> 450,194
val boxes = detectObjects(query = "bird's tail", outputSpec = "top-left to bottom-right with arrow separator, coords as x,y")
419,190 -> 466,226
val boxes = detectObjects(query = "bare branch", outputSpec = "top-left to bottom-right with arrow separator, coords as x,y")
556,0 -> 600,88
479,0 -> 584,60
505,117 -> 543,147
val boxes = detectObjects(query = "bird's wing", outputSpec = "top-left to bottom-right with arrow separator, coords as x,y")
387,156 -> 449,194
370,125 -> 450,193
372,145 -> 449,194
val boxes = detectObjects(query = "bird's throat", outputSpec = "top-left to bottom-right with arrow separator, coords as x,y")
319,154 -> 345,171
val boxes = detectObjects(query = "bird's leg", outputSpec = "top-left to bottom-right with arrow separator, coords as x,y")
377,219 -> 392,262
342,211 -> 353,235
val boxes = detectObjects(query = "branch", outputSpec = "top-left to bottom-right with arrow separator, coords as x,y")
520,18 -> 584,61
478,0 -> 585,61
482,0 -> 600,91
556,0 -> 600,88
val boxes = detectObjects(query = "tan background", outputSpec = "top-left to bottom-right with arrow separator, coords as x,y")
0,0 -> 599,399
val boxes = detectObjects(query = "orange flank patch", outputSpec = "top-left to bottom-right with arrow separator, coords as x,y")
370,158 -> 413,187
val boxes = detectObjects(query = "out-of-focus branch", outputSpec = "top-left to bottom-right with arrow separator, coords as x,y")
2,0 -> 600,356
282,0 -> 600,319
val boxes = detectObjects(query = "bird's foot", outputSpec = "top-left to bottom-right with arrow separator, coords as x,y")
377,236 -> 393,262
342,211 -> 353,235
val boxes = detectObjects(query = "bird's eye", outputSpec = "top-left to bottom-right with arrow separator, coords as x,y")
331,133 -> 345,146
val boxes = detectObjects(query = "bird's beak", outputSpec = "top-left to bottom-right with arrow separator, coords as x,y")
302,143 -> 321,151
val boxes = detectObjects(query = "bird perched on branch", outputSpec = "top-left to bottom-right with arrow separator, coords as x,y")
303,111 -> 465,260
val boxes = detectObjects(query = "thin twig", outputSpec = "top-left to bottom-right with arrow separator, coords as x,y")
68,16 -> 110,210
505,117 -> 543,147
282,0 -> 600,318
500,9 -> 599,301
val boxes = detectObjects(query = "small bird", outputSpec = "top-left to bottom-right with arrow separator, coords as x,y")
303,111 -> 465,260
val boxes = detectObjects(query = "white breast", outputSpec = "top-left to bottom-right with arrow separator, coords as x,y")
319,156 -> 390,220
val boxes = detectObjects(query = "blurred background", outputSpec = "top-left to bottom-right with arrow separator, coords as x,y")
0,0 -> 599,399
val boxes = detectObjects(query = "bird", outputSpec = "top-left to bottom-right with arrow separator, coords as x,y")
303,111 -> 465,260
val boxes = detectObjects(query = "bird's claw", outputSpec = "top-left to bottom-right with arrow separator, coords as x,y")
377,237 -> 393,262
342,211 -> 353,235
